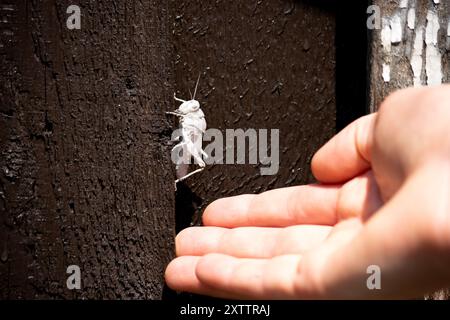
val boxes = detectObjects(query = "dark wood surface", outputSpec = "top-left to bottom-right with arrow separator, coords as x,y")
172,0 -> 338,229
0,0 -> 176,299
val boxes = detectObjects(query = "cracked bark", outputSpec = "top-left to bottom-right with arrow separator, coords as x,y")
369,0 -> 449,110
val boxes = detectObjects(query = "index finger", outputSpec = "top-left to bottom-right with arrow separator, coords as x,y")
203,172 -> 381,228
203,185 -> 340,228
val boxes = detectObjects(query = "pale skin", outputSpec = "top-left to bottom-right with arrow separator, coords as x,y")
165,85 -> 450,299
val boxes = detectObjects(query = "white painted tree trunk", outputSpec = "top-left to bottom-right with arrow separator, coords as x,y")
369,0 -> 449,111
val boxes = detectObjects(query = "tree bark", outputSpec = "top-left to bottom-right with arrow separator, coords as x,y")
0,0 -> 175,299
369,0 -> 450,299
369,0 -> 449,111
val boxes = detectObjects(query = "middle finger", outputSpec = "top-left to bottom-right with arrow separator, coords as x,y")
176,225 -> 332,259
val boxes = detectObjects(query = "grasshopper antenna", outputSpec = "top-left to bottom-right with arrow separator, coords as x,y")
193,73 -> 201,100
189,89 -> 193,99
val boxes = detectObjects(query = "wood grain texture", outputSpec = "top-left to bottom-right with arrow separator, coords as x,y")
0,0 -> 175,299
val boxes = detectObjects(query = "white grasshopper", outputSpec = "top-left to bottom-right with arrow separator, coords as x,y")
166,75 -> 208,187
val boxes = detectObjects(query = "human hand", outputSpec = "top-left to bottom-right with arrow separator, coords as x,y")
165,85 -> 450,299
